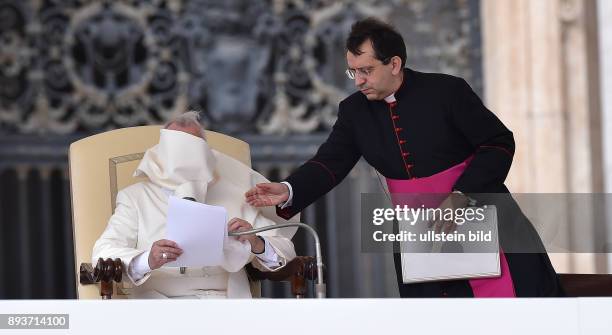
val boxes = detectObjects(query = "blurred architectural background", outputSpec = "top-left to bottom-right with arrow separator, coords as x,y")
0,0 -> 609,298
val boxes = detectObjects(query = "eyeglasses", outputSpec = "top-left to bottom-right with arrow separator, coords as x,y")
345,57 -> 392,80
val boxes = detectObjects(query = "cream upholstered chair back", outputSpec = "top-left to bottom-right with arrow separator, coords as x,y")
69,125 -> 252,299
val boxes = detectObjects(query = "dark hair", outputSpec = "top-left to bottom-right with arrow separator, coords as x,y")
346,17 -> 406,68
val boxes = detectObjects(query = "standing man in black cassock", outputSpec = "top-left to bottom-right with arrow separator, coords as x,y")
246,18 -> 563,297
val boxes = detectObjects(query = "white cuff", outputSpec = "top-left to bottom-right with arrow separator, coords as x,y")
279,181 -> 293,209
128,250 -> 151,281
255,237 -> 280,268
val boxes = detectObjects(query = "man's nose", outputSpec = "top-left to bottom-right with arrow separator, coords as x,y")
354,76 -> 366,87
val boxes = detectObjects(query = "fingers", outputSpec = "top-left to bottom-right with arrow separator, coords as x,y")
255,183 -> 271,190
151,240 -> 183,268
245,196 -> 265,207
228,218 -> 254,242
245,183 -> 285,207
245,192 -> 264,206
228,221 -> 242,232
245,187 -> 258,198
245,195 -> 269,207
158,246 -> 183,255
155,239 -> 181,249
157,247 -> 181,264
245,183 -> 270,198
227,218 -> 242,231
153,240 -> 183,255
148,243 -> 183,270
157,251 -> 180,263
161,249 -> 181,260
228,218 -> 253,232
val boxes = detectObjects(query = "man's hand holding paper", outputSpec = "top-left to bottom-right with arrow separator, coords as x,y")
147,239 -> 183,270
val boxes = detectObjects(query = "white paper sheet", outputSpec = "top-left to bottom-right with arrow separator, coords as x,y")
164,196 -> 227,267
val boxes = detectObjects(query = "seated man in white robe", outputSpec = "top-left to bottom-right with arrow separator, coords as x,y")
92,111 -> 297,298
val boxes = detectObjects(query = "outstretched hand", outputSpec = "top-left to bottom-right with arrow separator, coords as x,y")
245,182 -> 289,207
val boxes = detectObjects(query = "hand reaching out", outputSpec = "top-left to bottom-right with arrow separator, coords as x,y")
245,182 -> 289,207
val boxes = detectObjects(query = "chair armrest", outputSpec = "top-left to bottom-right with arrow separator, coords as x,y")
79,258 -> 123,299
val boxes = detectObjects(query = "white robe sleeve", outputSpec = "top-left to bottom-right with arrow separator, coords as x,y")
220,237 -> 253,273
248,211 -> 297,272
255,237 -> 281,267
92,190 -> 150,286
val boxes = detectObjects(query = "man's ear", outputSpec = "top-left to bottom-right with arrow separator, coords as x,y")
391,56 -> 402,75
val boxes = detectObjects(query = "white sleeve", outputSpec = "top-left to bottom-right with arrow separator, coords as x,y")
253,237 -> 280,268
128,251 -> 151,281
92,190 -> 151,285
278,181 -> 293,209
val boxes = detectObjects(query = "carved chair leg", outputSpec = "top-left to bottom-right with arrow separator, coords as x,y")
100,281 -> 113,299
291,257 -> 318,298
291,263 -> 307,298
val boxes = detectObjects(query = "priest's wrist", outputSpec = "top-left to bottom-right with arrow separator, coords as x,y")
251,235 -> 266,254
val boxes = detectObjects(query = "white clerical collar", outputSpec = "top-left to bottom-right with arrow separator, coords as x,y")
384,94 -> 396,104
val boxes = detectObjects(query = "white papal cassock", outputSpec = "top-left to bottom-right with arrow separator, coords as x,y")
93,129 -> 297,298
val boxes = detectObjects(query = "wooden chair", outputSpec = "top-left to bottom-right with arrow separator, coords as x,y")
69,125 -> 315,299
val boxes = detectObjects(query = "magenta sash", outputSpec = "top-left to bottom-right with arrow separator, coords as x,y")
385,157 -> 516,297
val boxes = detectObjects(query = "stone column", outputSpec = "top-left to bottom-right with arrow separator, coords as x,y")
481,0 -> 604,273
597,0 -> 612,272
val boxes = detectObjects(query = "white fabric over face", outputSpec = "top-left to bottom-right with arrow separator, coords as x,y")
134,129 -> 216,202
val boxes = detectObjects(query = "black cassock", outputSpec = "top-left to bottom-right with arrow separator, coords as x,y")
277,68 -> 563,297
